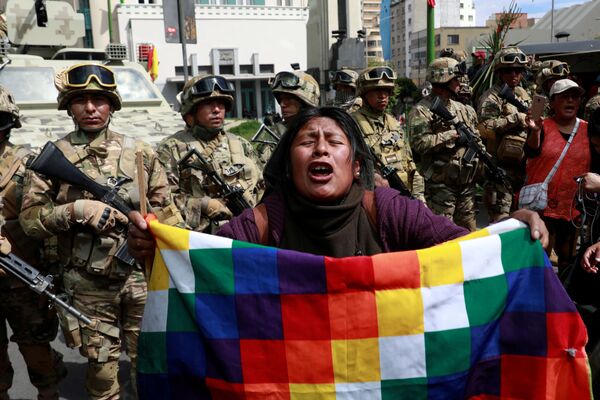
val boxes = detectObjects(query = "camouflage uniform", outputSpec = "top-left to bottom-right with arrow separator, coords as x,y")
158,74 -> 263,233
353,66 -> 425,202
409,58 -> 483,231
255,71 -> 320,165
330,69 -> 362,113
19,64 -> 180,400
477,48 -> 531,221
586,92 -> 600,120
0,86 -> 66,400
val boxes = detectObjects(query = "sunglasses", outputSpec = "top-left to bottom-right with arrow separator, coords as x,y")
270,72 -> 300,89
364,66 -> 397,81
187,75 -> 235,96
65,64 -> 117,88
0,113 -> 14,131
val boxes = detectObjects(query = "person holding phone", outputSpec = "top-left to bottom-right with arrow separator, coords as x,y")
525,79 -> 590,274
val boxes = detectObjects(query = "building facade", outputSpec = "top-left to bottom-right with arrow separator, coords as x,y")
72,0 -> 309,118
363,0 -> 383,62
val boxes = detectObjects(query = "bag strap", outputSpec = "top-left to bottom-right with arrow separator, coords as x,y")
361,190 -> 377,230
543,118 -> 580,185
253,203 -> 269,246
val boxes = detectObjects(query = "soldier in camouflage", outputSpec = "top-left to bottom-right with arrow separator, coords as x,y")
534,60 -> 570,117
255,71 -> 320,165
409,58 -> 483,231
352,66 -> 425,201
19,63 -> 181,400
0,86 -> 66,400
477,47 -> 532,222
585,78 -> 600,120
330,69 -> 362,112
156,74 -> 263,232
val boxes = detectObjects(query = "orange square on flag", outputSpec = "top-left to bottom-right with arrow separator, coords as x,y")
329,291 -> 378,339
372,251 -> 421,289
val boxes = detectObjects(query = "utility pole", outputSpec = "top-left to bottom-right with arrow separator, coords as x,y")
177,0 -> 189,83
427,0 -> 435,64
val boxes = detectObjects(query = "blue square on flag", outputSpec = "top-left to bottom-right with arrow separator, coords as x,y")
233,247 -> 280,294
166,332 -> 206,377
505,268 -> 545,312
195,294 -> 239,339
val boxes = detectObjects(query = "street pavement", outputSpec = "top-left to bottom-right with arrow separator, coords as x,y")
7,327 -> 133,400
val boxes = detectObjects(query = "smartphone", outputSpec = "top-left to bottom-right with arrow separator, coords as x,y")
530,95 -> 547,121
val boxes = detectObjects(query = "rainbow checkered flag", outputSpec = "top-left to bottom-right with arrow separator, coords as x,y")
138,219 -> 592,399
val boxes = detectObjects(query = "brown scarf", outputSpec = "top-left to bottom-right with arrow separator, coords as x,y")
280,183 -> 382,257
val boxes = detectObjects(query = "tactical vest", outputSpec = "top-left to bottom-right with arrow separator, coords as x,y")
417,100 -> 481,186
53,130 -> 150,279
0,145 -> 42,266
354,111 -> 416,189
167,129 -> 261,231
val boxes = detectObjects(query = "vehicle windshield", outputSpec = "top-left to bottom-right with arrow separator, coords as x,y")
0,66 -> 160,103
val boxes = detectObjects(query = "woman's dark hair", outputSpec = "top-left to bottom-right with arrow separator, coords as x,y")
589,107 -> 600,139
263,106 -> 374,193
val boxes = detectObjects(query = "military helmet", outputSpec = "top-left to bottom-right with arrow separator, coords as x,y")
535,60 -> 570,87
331,69 -> 359,90
0,85 -> 21,130
426,57 -> 466,84
356,66 -> 396,96
179,74 -> 235,116
55,63 -> 122,111
493,47 -> 528,72
270,71 -> 320,107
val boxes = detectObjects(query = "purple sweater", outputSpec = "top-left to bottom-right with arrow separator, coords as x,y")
217,187 -> 468,253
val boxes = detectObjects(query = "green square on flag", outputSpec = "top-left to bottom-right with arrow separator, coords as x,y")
464,275 -> 508,326
189,248 -> 234,294
425,328 -> 471,376
166,291 -> 197,332
137,332 -> 167,374
381,378 -> 428,399
501,229 -> 546,272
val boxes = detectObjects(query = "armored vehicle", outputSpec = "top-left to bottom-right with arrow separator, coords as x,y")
0,0 -> 184,148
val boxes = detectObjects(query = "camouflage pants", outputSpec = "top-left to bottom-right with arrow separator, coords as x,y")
0,282 -> 65,400
483,166 -> 525,223
425,182 -> 477,231
63,268 -> 147,400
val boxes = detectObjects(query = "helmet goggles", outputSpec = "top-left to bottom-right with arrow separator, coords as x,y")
0,113 -> 14,131
270,72 -> 300,89
364,66 -> 397,81
188,75 -> 235,97
65,64 -> 117,89
499,52 -> 528,65
550,63 -> 570,77
333,70 -> 355,84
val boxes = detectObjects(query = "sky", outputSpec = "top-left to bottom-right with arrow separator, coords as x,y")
474,0 -> 589,25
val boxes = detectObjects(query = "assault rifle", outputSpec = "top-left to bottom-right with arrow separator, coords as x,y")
0,251 -> 91,324
367,148 -> 414,198
28,141 -> 135,266
251,113 -> 282,147
429,97 -> 511,190
178,148 -> 251,216
498,83 -> 529,113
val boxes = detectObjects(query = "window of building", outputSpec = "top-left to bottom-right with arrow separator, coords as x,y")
460,2 -> 464,8
240,64 -> 253,74
408,4 -> 412,11
259,64 -> 274,73
367,51 -> 377,57
408,18 -> 411,25
469,15 -> 473,21
220,65 -> 234,74
460,15 -> 464,20
435,34 -> 440,46
447,34 -> 459,44
367,40 -> 377,47
138,0 -> 156,3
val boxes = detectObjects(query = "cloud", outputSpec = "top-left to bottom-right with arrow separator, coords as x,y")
474,0 -> 588,25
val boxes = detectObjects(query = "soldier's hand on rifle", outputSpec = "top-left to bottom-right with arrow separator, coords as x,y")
454,130 -> 469,147
441,129 -> 458,144
127,211 -> 155,264
70,199 -> 128,233
0,235 -> 10,256
201,197 -> 233,220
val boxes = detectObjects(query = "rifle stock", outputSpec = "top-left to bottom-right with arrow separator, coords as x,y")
498,84 -> 529,113
367,148 -> 414,198
429,97 -> 511,191
178,148 -> 251,216
28,141 -> 135,266
0,252 -> 91,325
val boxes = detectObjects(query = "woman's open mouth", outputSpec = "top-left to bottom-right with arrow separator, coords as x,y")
308,162 -> 333,181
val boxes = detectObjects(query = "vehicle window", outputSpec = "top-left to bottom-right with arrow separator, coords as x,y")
0,67 -> 57,102
113,68 -> 159,101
